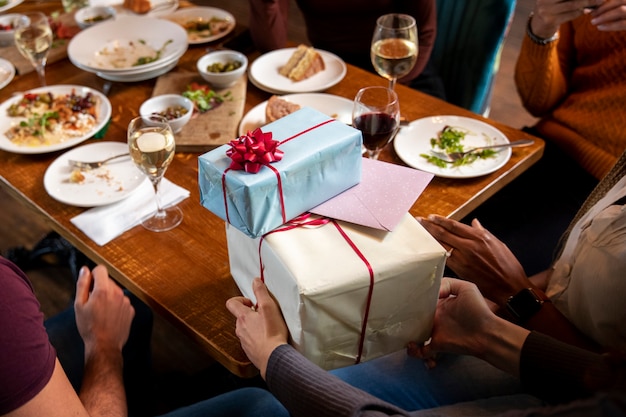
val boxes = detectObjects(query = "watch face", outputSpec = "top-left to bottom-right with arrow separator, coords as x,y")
506,288 -> 543,321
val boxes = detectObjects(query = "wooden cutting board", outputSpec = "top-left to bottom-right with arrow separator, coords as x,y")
152,71 -> 247,153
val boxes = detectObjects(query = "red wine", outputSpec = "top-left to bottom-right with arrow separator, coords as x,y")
353,112 -> 398,151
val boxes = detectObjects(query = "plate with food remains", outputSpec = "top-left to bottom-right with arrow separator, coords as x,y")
165,7 -> 235,44
239,93 -> 353,136
249,46 -> 347,94
44,141 -> 147,207
393,115 -> 511,179
90,0 -> 179,18
0,0 -> 24,13
0,85 -> 112,154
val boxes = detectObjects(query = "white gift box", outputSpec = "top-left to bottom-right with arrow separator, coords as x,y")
227,213 -> 446,370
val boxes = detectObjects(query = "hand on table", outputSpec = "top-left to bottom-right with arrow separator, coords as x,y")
417,215 -> 529,306
226,278 -> 289,379
74,265 -> 135,356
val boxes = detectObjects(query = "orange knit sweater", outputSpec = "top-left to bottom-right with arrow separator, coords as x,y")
515,16 -> 626,179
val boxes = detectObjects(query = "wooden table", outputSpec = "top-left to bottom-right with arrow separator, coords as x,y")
0,0 -> 543,378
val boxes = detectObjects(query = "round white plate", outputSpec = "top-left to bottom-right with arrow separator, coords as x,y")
96,59 -> 178,81
394,115 -> 511,179
165,7 -> 235,44
0,58 -> 15,90
44,141 -> 146,207
249,47 -> 347,94
0,85 -> 112,154
89,0 -> 178,17
0,0 -> 23,13
67,16 -> 187,73
239,93 -> 353,136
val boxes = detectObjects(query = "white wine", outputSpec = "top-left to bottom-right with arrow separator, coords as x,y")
371,38 -> 418,81
14,25 -> 53,64
129,128 -> 175,179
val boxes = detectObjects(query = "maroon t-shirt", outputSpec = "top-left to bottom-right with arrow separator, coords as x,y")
0,257 -> 56,414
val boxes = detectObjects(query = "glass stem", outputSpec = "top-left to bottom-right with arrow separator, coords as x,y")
151,178 -> 165,218
388,77 -> 397,91
35,61 -> 46,86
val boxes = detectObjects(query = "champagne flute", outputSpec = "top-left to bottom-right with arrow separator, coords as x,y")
13,12 -> 53,87
352,86 -> 400,160
128,115 -> 183,232
370,13 -> 418,91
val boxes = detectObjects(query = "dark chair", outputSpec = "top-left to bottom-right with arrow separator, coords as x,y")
431,0 -> 517,115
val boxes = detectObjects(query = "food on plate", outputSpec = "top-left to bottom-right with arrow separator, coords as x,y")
123,0 -> 151,14
420,125 -> 497,167
205,59 -> 243,73
150,105 -> 189,121
4,89 -> 100,147
182,82 -> 229,113
265,95 -> 301,122
69,169 -> 85,183
279,44 -> 325,81
177,16 -> 232,42
0,22 -> 13,31
83,13 -> 114,24
91,39 -> 172,69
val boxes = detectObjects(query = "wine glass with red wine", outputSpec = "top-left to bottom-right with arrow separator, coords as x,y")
352,86 -> 400,160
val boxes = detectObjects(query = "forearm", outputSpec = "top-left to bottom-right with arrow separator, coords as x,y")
476,316 -> 530,378
79,348 -> 127,417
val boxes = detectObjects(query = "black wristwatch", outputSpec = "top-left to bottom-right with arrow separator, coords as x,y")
506,288 -> 547,322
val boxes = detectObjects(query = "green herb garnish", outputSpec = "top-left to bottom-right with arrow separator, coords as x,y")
420,125 -> 497,167
133,39 -> 173,66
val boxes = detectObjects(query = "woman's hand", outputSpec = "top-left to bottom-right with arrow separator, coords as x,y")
417,215 -> 529,306
531,0 -> 605,38
226,278 -> 289,379
590,0 -> 626,31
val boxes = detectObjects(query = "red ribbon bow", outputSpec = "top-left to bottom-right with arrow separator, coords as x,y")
226,128 -> 284,174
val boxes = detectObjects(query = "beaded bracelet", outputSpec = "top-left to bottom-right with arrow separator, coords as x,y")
526,13 -> 559,45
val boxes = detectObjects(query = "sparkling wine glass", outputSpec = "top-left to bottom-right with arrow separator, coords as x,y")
13,12 -> 53,87
352,86 -> 400,160
370,13 -> 418,91
128,115 -> 183,232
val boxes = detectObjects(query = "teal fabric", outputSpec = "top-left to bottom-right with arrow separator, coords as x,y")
432,0 -> 517,114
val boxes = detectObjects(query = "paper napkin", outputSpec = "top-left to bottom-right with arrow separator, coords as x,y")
310,158 -> 434,231
71,178 -> 190,246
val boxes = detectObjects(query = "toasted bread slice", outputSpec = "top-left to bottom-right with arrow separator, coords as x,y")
265,95 -> 302,122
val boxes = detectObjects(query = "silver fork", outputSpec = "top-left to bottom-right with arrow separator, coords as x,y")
68,153 -> 130,170
430,139 -> 534,163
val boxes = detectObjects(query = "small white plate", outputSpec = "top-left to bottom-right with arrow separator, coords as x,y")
96,59 -> 178,81
44,141 -> 147,207
0,85 -> 112,154
89,0 -> 178,17
249,47 -> 347,94
166,7 -> 235,44
0,58 -> 15,90
239,93 -> 353,136
0,0 -> 24,13
394,115 -> 511,179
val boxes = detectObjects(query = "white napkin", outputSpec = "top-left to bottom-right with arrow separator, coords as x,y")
71,178 -> 190,246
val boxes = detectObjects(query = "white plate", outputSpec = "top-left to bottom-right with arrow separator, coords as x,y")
67,16 -> 187,73
89,0 -> 178,17
393,115 -> 511,179
0,58 -> 15,90
0,85 -> 112,154
0,0 -> 23,13
165,7 -> 235,44
96,58 -> 178,81
239,93 -> 353,136
249,47 -> 347,94
44,141 -> 147,207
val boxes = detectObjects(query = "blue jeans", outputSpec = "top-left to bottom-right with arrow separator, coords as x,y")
330,350 -> 537,411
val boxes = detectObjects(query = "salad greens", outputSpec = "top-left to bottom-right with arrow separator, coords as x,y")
420,125 -> 497,168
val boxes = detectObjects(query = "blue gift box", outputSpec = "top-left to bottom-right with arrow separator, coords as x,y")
198,107 -> 363,238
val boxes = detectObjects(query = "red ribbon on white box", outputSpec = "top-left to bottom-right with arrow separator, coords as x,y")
258,213 -> 375,364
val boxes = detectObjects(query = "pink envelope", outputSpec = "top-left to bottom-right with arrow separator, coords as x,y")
310,158 -> 434,231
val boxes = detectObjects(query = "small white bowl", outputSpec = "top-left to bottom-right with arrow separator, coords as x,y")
196,50 -> 248,89
140,94 -> 193,133
0,14 -> 21,46
74,6 -> 116,30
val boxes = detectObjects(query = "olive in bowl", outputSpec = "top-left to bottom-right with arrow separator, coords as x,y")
196,50 -> 248,89
74,6 -> 116,30
140,94 -> 193,134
